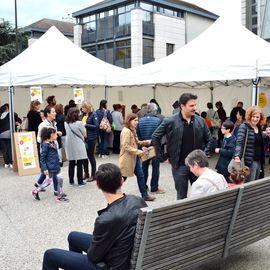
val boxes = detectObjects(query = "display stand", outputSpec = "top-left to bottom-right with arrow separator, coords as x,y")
13,132 -> 40,176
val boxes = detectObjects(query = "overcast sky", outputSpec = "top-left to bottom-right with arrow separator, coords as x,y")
1,0 -> 234,28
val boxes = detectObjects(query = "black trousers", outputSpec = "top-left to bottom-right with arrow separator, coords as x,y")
0,138 -> 12,165
68,159 -> 85,185
113,130 -> 121,154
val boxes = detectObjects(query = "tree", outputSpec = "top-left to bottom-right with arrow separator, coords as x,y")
0,21 -> 28,66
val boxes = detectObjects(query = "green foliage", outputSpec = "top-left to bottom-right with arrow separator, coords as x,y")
0,21 -> 29,66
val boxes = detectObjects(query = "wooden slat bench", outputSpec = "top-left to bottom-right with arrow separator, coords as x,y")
129,177 -> 270,270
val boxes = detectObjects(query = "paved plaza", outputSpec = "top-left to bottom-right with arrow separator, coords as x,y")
1,154 -> 270,270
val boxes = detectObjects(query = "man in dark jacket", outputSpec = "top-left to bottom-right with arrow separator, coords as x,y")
152,93 -> 212,200
42,163 -> 147,270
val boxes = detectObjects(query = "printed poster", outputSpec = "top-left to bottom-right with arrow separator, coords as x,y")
74,88 -> 84,104
30,86 -> 43,103
17,133 -> 37,169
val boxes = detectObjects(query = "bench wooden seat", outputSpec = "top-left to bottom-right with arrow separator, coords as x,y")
130,177 -> 270,270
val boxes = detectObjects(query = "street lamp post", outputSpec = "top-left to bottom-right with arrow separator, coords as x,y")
14,0 -> 19,55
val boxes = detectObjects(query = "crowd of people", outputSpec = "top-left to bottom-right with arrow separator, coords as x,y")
1,93 -> 270,269
0,94 -> 269,202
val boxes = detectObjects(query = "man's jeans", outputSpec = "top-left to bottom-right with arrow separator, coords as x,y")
172,165 -> 197,200
134,157 -> 148,197
142,156 -> 160,192
247,161 -> 261,182
42,231 -> 100,270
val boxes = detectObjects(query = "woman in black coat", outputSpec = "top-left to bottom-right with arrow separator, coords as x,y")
234,106 -> 266,182
27,100 -> 42,159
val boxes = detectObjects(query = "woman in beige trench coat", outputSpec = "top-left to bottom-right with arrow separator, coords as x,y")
119,113 -> 155,201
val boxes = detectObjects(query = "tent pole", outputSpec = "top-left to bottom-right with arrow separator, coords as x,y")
8,86 -> 16,164
105,85 -> 108,100
152,85 -> 156,99
210,83 -> 214,104
252,78 -> 260,106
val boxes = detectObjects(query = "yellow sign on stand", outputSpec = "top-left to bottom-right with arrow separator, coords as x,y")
13,132 -> 40,176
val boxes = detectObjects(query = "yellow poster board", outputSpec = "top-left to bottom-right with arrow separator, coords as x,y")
13,132 -> 40,176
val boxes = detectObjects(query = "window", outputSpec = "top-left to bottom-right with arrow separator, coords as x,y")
142,11 -> 153,23
143,38 -> 154,64
115,40 -> 131,68
97,44 -> 105,61
106,42 -> 114,64
166,43 -> 174,56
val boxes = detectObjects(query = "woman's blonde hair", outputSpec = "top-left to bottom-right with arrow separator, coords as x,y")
245,106 -> 266,126
30,100 -> 41,111
81,101 -> 94,113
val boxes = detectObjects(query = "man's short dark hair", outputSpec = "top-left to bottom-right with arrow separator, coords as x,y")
222,120 -> 234,133
207,102 -> 213,109
179,93 -> 197,106
185,149 -> 209,168
201,111 -> 207,118
96,163 -> 122,194
43,106 -> 53,118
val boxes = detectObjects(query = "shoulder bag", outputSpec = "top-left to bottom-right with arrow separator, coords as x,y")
100,110 -> 112,133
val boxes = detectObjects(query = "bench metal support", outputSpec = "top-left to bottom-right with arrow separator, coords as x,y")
135,208 -> 153,270
223,186 -> 244,258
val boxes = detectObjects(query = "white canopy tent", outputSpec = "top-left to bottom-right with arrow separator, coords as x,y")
0,26 -> 125,87
109,17 -> 270,87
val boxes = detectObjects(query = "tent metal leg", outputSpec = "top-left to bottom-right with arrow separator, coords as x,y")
8,86 -> 16,164
252,77 -> 260,106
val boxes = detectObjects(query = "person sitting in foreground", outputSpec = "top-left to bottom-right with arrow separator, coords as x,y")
185,149 -> 228,197
228,166 -> 250,188
42,163 -> 147,270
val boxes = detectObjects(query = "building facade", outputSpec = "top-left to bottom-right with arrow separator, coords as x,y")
242,0 -> 270,41
72,0 -> 217,68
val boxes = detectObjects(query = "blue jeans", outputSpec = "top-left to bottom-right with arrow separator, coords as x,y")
134,157 -> 148,197
247,161 -> 261,182
99,130 -> 109,155
172,165 -> 197,200
42,231 -> 99,270
142,156 -> 160,192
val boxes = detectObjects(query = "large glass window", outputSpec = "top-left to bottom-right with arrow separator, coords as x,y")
115,39 -> 131,68
82,14 -> 96,45
142,11 -> 153,23
106,42 -> 114,64
143,38 -> 154,64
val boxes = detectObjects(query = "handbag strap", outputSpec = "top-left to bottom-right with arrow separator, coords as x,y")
68,124 -> 84,142
242,126 -> 248,158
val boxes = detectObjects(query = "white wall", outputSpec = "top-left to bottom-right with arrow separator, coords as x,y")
74,25 -> 82,47
185,13 -> 214,43
131,9 -> 143,67
154,13 -> 185,60
0,83 -> 253,119
241,0 -> 247,26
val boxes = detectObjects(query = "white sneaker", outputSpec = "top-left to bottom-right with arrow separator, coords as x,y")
9,164 -> 13,169
4,164 -> 9,168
